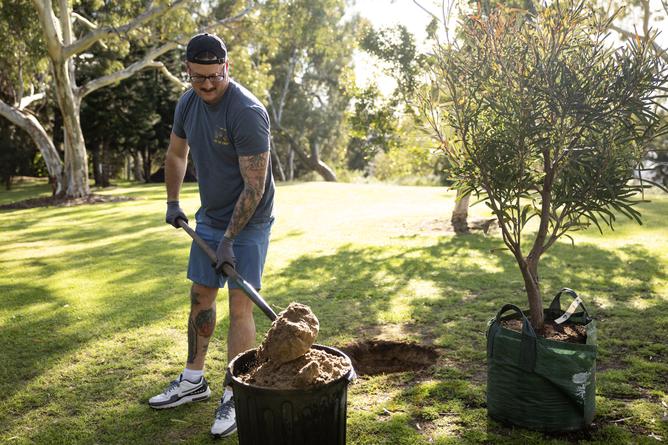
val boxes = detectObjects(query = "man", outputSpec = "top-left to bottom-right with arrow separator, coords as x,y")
148,33 -> 275,439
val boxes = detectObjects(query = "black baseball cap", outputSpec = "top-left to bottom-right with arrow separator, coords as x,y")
186,33 -> 227,64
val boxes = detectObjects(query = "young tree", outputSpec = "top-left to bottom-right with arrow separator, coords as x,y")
422,1 -> 668,330
0,0 -> 253,198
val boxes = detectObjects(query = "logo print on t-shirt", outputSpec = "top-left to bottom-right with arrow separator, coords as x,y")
214,127 -> 230,145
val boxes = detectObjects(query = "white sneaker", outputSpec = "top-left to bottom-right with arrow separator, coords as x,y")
211,390 -> 237,437
148,374 -> 211,409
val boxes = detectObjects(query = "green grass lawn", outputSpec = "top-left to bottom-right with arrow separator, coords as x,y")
1,181 -> 666,444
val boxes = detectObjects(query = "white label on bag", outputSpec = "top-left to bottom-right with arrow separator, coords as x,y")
554,296 -> 583,324
572,371 -> 590,401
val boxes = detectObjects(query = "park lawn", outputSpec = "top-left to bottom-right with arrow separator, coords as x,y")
0,181 -> 666,444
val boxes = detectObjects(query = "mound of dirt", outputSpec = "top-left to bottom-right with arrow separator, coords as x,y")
0,194 -> 134,210
239,302 -> 350,389
257,303 -> 320,364
241,348 -> 350,390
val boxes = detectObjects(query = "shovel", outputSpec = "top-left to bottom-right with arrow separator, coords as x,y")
177,219 -> 277,321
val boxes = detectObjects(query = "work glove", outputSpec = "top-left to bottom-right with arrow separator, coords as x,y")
165,201 -> 188,228
215,236 -> 236,275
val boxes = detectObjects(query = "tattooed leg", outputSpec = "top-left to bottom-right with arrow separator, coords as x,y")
186,284 -> 218,369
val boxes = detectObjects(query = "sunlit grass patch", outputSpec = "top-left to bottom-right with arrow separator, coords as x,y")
1,182 -> 667,444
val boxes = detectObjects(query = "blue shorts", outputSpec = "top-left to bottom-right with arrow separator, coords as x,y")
187,219 -> 273,289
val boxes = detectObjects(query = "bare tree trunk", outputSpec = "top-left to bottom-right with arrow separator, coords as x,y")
310,141 -> 337,182
288,148 -> 295,181
143,148 -> 152,183
98,139 -> 110,187
34,0 -> 90,197
270,137 -> 286,182
280,130 -> 336,182
0,100 -> 64,196
451,190 -> 470,234
132,151 -> 145,182
52,60 -> 90,197
92,144 -> 102,186
519,255 -> 544,331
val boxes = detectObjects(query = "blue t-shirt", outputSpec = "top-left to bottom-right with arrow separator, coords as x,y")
172,80 -> 275,229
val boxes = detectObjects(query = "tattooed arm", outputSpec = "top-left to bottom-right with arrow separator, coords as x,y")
224,151 -> 269,239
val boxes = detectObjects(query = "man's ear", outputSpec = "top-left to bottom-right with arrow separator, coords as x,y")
185,61 -> 191,75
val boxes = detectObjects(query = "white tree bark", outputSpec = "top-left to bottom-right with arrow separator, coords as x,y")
0,100 -> 64,195
451,189 -> 470,234
6,0 -> 254,198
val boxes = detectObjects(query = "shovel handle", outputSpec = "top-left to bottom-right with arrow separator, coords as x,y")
177,219 -> 277,321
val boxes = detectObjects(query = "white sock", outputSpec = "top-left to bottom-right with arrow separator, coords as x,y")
223,386 -> 233,400
182,368 -> 204,383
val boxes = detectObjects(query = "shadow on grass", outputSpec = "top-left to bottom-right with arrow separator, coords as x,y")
1,206 -> 666,443
265,234 -> 666,443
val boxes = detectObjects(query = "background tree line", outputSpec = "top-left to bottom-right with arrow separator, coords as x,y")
0,0 -> 666,197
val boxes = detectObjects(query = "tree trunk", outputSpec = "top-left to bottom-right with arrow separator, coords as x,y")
98,139 -> 110,187
143,148 -> 152,183
519,256 -> 544,331
451,190 -> 470,234
270,137 -> 286,182
280,130 -> 336,181
52,60 -> 90,197
92,144 -> 102,186
310,141 -> 336,182
0,100 -> 64,196
132,151 -> 145,182
5,176 -> 12,191
287,148 -> 294,181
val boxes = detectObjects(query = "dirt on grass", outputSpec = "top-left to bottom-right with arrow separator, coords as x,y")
501,319 -> 588,343
0,194 -> 134,210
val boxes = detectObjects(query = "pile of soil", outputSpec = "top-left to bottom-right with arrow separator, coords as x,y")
0,194 -> 133,210
239,303 -> 350,389
501,318 -> 587,344
257,302 -> 319,364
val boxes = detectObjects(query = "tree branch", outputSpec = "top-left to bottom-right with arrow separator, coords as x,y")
0,99 -> 63,191
78,42 -> 180,98
19,93 -> 47,110
63,0 -> 188,59
32,0 -> 65,61
71,11 -> 98,30
72,11 -> 108,49
77,0 -> 255,98
157,63 -> 189,90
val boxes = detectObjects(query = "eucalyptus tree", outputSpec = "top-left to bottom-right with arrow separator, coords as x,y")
0,0 -> 62,194
423,1 -> 668,329
0,0 -> 253,198
596,0 -> 668,186
241,0 -> 361,181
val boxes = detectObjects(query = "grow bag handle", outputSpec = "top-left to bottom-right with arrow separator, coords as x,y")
549,288 -> 590,324
487,304 -> 536,372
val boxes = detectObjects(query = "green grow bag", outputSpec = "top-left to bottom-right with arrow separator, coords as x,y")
486,288 -> 597,432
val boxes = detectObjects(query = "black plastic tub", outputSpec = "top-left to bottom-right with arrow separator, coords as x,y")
228,344 -> 356,445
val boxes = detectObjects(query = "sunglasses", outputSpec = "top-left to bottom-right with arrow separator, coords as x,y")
189,73 -> 226,84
